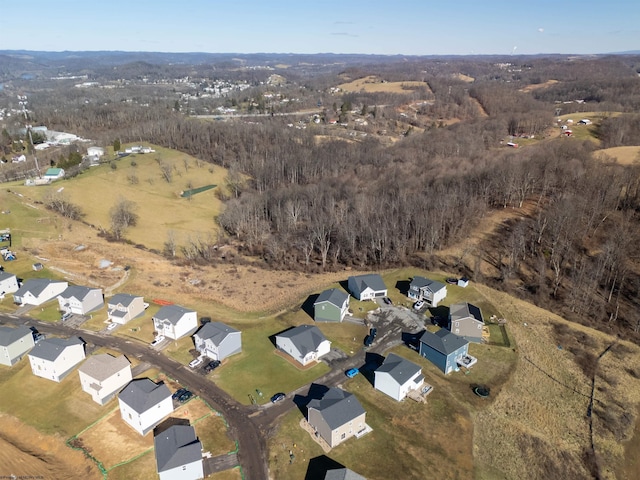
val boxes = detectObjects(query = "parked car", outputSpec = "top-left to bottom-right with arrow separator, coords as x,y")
413,300 -> 425,311
270,392 -> 286,403
61,312 -> 73,321
189,357 -> 204,368
370,327 -> 377,338
150,335 -> 165,347
204,360 -> 221,373
178,391 -> 193,403
172,388 -> 188,400
345,368 -> 359,378
106,322 -> 118,331
33,333 -> 45,344
383,297 -> 392,305
364,333 -> 374,347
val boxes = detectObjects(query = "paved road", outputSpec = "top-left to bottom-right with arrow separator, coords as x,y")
1,305 -> 410,480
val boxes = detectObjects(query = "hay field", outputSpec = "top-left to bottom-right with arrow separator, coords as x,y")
338,75 -> 431,94
519,79 -> 559,93
595,146 -> 640,165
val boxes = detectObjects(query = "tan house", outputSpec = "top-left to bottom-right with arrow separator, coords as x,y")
78,354 -> 132,405
307,387 -> 368,448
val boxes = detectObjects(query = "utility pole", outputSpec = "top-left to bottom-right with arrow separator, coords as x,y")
18,95 -> 41,178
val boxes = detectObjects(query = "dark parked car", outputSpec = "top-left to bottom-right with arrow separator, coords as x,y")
364,334 -> 374,347
204,360 -> 221,373
178,391 -> 193,403
172,388 -> 188,400
383,297 -> 392,305
270,392 -> 286,403
370,327 -> 377,338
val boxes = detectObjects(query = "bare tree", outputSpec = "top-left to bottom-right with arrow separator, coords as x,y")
110,197 -> 139,240
159,162 -> 173,183
163,230 -> 177,258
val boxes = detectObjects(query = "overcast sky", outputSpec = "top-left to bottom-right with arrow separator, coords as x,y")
1,0 -> 638,55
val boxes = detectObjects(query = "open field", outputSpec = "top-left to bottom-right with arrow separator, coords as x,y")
519,79 -> 559,93
338,75 -> 431,94
596,146 -> 640,165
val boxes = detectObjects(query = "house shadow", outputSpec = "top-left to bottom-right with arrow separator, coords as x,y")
301,294 -> 319,320
293,383 -> 330,418
305,455 -> 346,480
402,331 -> 422,352
359,352 -> 385,386
338,280 -> 350,295
395,279 -> 411,296
153,416 -> 190,436
268,325 -> 298,348
429,305 -> 450,327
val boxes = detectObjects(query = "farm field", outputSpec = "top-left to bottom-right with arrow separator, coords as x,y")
337,75 -> 432,94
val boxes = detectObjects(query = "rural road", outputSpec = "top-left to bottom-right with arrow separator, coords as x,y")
0,307 -> 403,480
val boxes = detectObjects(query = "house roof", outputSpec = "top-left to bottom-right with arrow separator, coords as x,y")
79,354 -> 130,382
118,378 -> 172,414
376,353 -> 421,385
15,278 -> 66,298
28,336 -> 84,362
108,293 -> 141,307
348,274 -> 387,295
314,288 -> 349,308
154,424 -> 203,473
325,468 -> 367,480
0,325 -> 32,347
154,304 -> 195,325
0,271 -> 17,282
419,329 -> 468,355
308,387 -> 365,430
194,322 -> 239,346
410,276 -> 446,293
60,285 -> 101,301
277,325 -> 329,356
450,302 -> 484,324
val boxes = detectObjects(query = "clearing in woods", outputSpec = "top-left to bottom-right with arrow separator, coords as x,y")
337,75 -> 432,94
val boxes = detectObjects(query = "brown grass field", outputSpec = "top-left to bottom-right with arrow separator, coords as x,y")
337,75 -> 432,94
519,79 -> 559,93
596,146 -> 640,165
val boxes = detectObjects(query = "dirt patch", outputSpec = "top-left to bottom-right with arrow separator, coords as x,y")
0,414 -> 101,479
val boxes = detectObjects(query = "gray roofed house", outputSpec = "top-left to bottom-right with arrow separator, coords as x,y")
0,325 -> 35,366
153,304 -> 198,340
448,302 -> 485,343
374,353 -> 424,401
0,271 -> 19,296
78,354 -> 132,405
28,336 -> 85,381
194,321 -> 242,362
419,329 -> 470,375
107,294 -> 146,325
275,325 -> 331,366
407,276 -> 447,307
154,424 -> 204,480
13,278 -> 68,306
347,274 -> 387,301
307,387 -> 368,448
58,285 -> 104,315
314,288 -> 350,322
325,468 -> 367,480
118,378 -> 174,435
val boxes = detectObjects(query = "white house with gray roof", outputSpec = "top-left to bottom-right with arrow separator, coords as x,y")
314,288 -> 350,322
28,336 -> 85,382
194,322 -> 241,361
78,354 -> 132,405
57,285 -> 104,315
107,293 -> 146,324
408,276 -> 447,307
275,325 -> 331,366
325,468 -> 367,480
0,325 -> 35,366
13,278 -> 68,306
118,378 -> 174,435
307,387 -> 367,448
347,274 -> 387,301
154,424 -> 204,480
374,353 -> 424,401
153,305 -> 198,340
0,271 -> 19,297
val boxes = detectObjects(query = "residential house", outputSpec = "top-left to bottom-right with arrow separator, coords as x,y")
14,278 -> 68,306
78,354 -> 132,405
325,468 -> 367,480
153,305 -> 198,340
58,285 -> 104,315
419,329 -> 471,375
407,276 -> 447,307
118,378 -> 174,435
347,274 -> 387,301
374,353 -> 424,401
154,424 -> 204,480
107,293 -> 146,325
193,322 -> 241,361
87,146 -> 105,157
0,271 -> 19,297
314,289 -> 350,322
448,302 -> 484,343
307,387 -> 367,448
0,325 -> 35,366
275,325 -> 331,366
28,336 -> 85,382
43,167 -> 65,181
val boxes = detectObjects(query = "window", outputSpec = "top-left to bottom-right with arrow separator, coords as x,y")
455,322 -> 459,327
341,433 -> 346,439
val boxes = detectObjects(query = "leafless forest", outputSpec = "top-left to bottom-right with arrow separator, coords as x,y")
2,52 -> 640,339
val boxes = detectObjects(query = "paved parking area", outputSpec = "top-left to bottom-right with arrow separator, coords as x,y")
61,314 -> 89,328
321,347 -> 349,366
